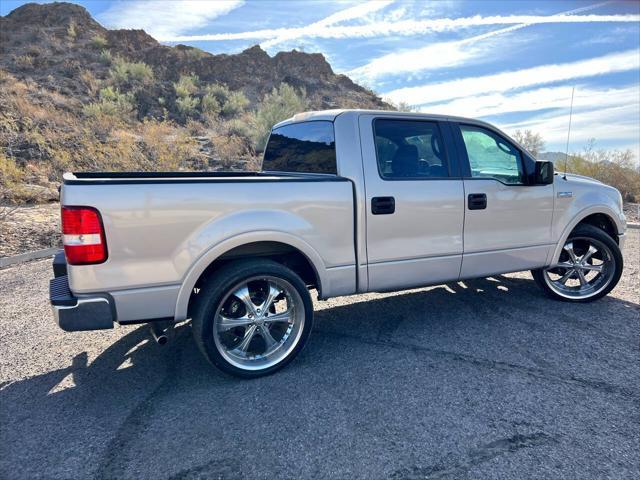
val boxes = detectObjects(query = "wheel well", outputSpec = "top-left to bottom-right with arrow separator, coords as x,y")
574,213 -> 618,243
187,241 -> 319,318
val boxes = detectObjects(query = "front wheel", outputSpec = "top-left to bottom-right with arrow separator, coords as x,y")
532,224 -> 623,302
192,259 -> 314,378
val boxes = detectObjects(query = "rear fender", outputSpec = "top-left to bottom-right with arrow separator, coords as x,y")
174,230 -> 327,321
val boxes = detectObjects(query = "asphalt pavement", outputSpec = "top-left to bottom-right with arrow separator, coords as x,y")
1,230 -> 638,479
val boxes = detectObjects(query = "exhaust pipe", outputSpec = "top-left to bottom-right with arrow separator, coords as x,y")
149,322 -> 169,346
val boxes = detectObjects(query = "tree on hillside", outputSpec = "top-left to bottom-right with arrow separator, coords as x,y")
567,139 -> 639,202
513,129 -> 545,157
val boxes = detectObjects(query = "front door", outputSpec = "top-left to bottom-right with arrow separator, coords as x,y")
452,123 -> 554,278
359,115 -> 465,292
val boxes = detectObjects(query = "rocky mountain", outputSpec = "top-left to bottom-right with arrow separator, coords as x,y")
0,2 -> 387,113
0,2 -> 390,203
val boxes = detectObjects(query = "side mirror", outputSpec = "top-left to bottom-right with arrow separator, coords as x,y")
534,161 -> 554,185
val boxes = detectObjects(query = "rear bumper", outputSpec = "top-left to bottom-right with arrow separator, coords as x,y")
50,253 -> 115,332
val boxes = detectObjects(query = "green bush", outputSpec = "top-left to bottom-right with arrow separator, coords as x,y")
225,117 -> 252,140
173,74 -> 199,98
251,83 -> 308,151
82,86 -> 135,119
90,35 -> 109,49
175,95 -> 199,117
566,145 -> 640,202
221,90 -> 250,118
204,83 -> 231,104
99,49 -> 112,65
201,93 -> 221,116
110,57 -> 154,86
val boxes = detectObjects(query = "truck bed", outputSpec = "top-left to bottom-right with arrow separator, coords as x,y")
61,171 -> 357,322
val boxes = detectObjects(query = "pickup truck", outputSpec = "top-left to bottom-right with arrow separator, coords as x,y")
50,109 -> 626,377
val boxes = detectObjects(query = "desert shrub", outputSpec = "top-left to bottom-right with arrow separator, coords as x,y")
82,86 -> 135,120
90,35 -> 109,49
221,90 -> 250,118
201,93 -> 221,116
211,135 -> 253,169
224,117 -> 252,140
566,142 -> 640,202
175,95 -> 199,117
204,83 -> 231,105
13,54 -> 34,70
127,61 -> 154,84
0,152 -> 36,203
251,83 -> 308,151
99,49 -> 113,65
139,119 -> 200,170
174,74 -> 199,98
67,22 -> 77,41
110,56 -> 154,86
80,69 -> 100,96
0,152 -> 24,186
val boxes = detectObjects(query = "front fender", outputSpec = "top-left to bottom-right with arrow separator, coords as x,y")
548,204 -> 625,265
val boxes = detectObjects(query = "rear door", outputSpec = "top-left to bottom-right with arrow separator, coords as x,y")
359,115 -> 465,292
452,122 -> 554,278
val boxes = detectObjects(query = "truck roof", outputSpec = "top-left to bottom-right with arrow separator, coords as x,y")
273,109 -> 497,131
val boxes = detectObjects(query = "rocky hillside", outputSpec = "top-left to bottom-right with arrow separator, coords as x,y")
0,2 -> 389,203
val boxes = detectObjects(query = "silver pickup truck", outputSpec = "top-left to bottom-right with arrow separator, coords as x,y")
50,109 -> 626,377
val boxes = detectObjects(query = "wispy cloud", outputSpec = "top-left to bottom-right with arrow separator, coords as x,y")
418,84 -> 640,119
349,2 -> 612,81
348,23 -> 532,81
261,0 -> 395,49
501,103 -> 640,152
98,0 -> 243,39
384,49 -> 640,105
161,13 -> 640,43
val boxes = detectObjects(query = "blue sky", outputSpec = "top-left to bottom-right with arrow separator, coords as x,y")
2,0 -> 639,158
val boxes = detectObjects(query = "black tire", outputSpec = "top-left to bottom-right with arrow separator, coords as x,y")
532,224 -> 623,303
191,259 -> 314,378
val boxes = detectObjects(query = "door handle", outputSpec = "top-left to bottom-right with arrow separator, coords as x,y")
371,196 -> 395,215
468,193 -> 487,210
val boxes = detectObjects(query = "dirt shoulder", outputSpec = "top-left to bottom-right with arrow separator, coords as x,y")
0,203 -> 60,257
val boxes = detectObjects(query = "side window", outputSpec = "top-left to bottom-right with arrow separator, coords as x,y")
262,121 -> 336,174
460,125 -> 524,185
374,119 -> 450,179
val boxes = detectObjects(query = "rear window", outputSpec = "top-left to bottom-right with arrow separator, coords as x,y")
262,121 -> 337,174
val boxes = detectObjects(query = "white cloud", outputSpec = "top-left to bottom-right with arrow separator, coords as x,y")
500,103 -> 640,158
417,82 -> 640,159
98,0 -> 243,39
261,0 -> 395,49
162,13 -> 640,43
349,22 -> 530,81
349,2 -> 612,81
417,84 -> 640,119
384,50 -> 640,105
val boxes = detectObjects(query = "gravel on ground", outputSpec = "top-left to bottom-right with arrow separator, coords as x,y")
0,230 -> 638,479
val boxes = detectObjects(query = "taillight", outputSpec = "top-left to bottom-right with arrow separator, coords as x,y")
61,206 -> 108,265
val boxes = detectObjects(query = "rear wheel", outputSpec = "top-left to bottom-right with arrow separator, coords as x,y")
532,224 -> 623,302
192,259 -> 313,378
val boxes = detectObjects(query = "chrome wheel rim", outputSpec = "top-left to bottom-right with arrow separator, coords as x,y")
213,276 -> 305,371
543,236 -> 615,300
